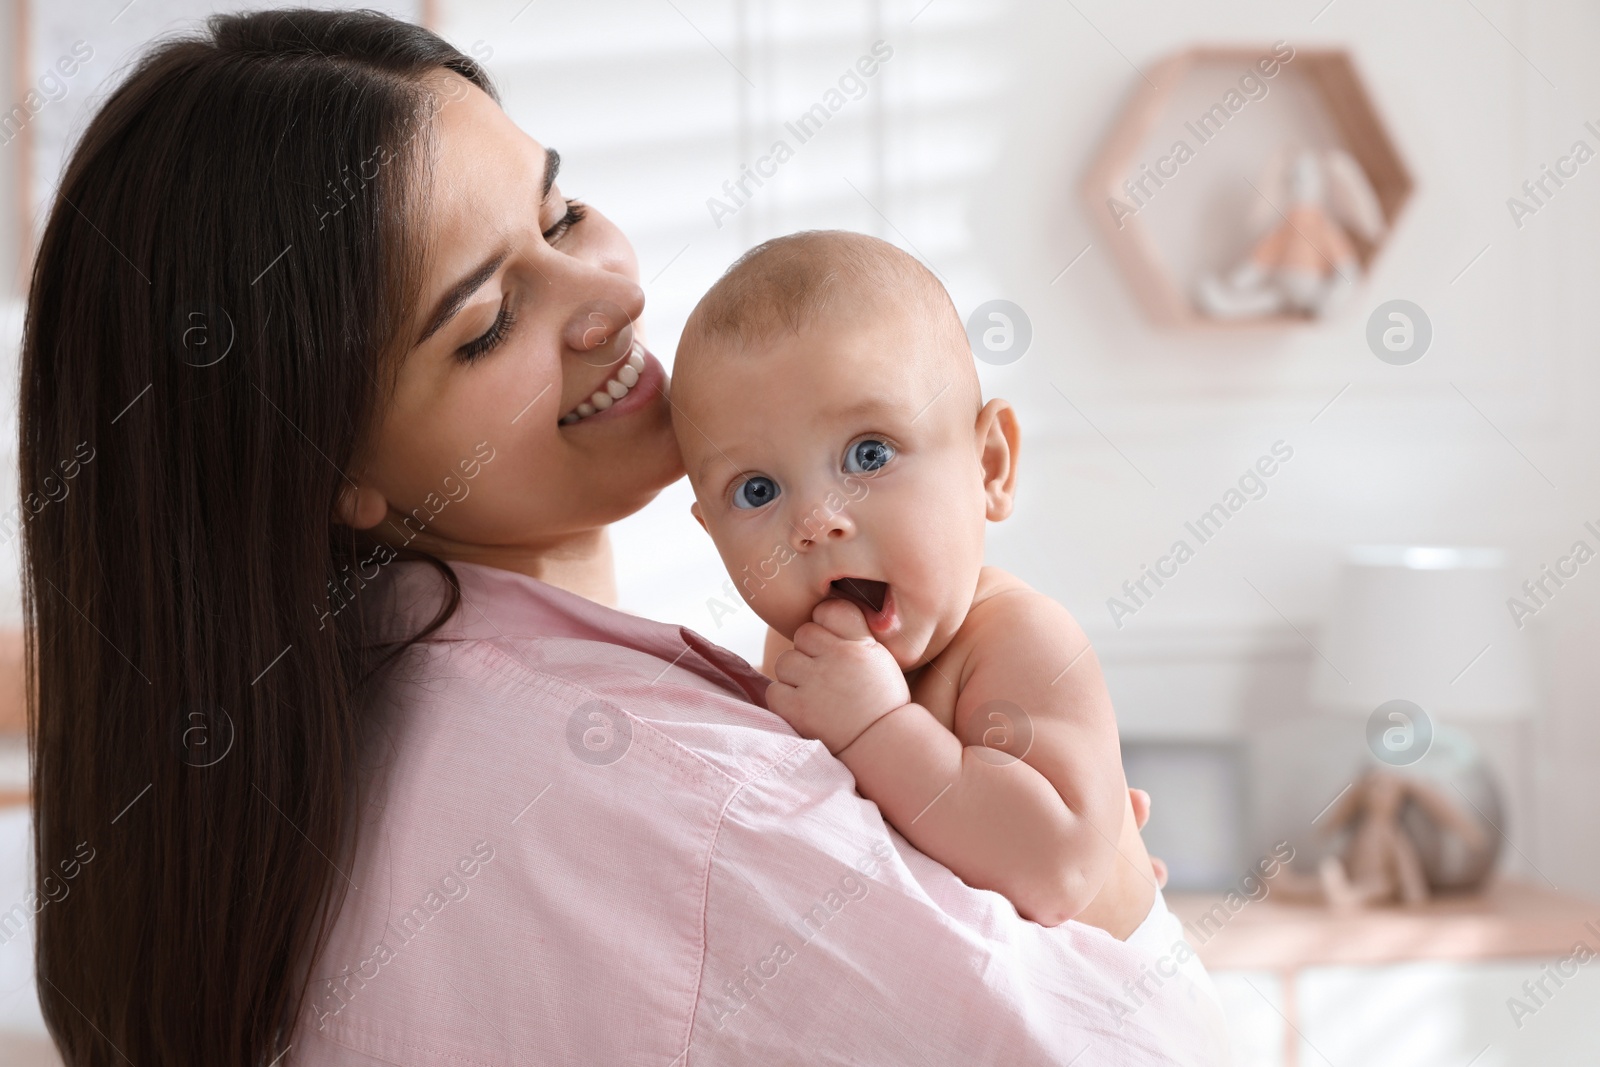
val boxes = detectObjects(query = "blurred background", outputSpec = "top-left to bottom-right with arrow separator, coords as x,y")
1,0 -> 1598,1064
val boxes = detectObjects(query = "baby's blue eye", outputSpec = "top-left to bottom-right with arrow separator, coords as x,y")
733,475 -> 780,509
844,439 -> 895,474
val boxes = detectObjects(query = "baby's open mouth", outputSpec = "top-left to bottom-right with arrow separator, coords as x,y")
829,577 -> 888,615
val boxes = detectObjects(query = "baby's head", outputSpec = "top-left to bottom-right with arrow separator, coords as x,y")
672,230 -> 1019,669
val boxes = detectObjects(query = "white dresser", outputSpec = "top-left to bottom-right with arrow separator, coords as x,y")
1169,882 -> 1600,1067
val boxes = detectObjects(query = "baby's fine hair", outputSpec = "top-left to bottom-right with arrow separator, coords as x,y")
681,229 -> 961,348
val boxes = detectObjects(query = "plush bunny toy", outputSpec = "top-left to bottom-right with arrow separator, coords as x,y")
1270,767 -> 1491,910
1196,147 -> 1387,319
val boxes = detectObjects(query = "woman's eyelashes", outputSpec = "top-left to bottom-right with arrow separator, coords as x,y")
542,199 -> 587,242
457,299 -> 516,363
731,475 -> 780,510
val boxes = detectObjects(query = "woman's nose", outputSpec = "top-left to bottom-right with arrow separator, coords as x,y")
564,287 -> 644,370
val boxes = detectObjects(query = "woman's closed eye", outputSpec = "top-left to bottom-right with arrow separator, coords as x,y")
457,297 -> 516,363
542,198 -> 586,243
455,199 -> 588,364
731,475 -> 780,510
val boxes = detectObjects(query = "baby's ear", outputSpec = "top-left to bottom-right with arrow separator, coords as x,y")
975,398 -> 1020,521
690,499 -> 707,532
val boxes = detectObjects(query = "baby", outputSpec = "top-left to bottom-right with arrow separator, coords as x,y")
671,230 -> 1164,942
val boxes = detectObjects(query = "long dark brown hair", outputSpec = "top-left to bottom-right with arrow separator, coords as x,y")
18,9 -> 487,1062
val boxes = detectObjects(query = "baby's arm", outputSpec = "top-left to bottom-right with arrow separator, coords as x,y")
768,596 -> 1139,929
850,592 -> 1132,927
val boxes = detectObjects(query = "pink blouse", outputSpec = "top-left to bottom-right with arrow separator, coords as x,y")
288,559 -> 1229,1066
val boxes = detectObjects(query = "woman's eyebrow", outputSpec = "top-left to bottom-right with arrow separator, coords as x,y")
541,147 -> 561,198
414,148 -> 562,348
416,245 -> 512,347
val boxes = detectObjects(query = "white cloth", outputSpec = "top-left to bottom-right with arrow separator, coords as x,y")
1120,889 -> 1229,1043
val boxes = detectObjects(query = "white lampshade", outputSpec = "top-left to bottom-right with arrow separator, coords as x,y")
1310,546 -> 1536,721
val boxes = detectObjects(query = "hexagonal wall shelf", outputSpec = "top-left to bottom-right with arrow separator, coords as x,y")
1080,45 -> 1414,328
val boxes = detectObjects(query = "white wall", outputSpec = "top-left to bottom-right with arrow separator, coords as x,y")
971,1 -> 1600,894
972,0 -> 1600,895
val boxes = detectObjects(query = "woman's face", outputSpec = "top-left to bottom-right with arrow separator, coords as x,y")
343,70 -> 681,560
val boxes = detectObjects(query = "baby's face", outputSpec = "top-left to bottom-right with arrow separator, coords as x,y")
677,305 -> 991,669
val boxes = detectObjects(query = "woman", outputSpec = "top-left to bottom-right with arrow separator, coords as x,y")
19,9 -> 1224,1065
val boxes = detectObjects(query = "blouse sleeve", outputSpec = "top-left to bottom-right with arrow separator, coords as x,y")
683,740 -> 1232,1066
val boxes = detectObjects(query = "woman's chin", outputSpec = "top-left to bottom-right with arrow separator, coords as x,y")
591,431 -> 686,523
631,451 -> 688,508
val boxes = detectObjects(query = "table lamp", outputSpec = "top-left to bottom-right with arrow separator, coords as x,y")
1311,546 -> 1534,718
1309,546 -> 1537,892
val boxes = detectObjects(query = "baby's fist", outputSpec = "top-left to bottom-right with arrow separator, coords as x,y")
766,599 -> 910,755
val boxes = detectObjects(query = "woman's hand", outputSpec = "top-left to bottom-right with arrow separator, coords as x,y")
1129,787 -> 1168,888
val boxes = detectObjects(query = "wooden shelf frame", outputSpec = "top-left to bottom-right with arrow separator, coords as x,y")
1080,46 -> 1415,329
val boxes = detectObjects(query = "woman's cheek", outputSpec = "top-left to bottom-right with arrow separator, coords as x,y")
468,468 -> 538,537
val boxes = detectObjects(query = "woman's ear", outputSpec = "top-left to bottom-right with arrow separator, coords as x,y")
335,483 -> 388,530
975,398 -> 1020,521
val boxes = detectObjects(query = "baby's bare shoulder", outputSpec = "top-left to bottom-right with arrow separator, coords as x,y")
964,567 -> 1083,643
946,567 -> 1095,700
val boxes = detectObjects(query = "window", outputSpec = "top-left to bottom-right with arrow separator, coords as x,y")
434,0 -> 1011,656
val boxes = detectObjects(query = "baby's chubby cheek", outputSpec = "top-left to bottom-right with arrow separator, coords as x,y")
710,534 -> 809,636
736,578 -> 803,640
882,582 -> 956,668
884,532 -> 985,663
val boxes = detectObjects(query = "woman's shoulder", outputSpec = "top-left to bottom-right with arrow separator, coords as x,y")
365,559 -> 796,775
295,563 -> 822,1064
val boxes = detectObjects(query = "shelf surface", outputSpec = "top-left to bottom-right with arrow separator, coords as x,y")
1168,879 -> 1600,970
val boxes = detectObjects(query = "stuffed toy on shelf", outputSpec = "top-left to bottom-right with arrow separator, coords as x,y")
1269,766 -> 1493,910
1195,147 -> 1387,320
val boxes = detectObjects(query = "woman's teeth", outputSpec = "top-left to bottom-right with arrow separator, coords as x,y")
559,345 -> 646,426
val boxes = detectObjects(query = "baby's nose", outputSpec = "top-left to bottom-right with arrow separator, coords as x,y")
790,498 -> 856,550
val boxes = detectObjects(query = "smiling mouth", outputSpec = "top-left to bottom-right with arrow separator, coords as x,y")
558,342 -> 647,425
829,577 -> 888,615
